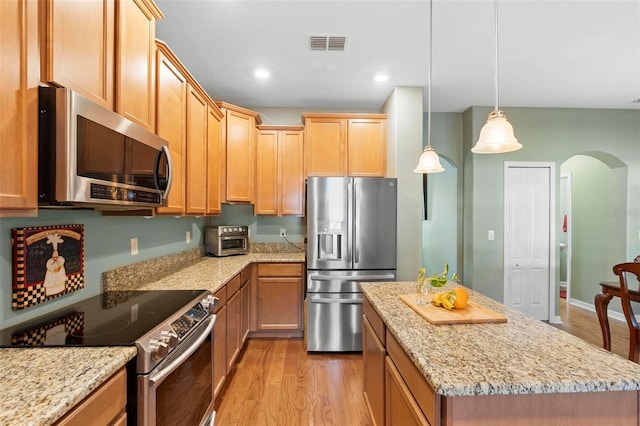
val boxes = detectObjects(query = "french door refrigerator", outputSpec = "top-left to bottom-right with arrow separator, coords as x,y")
306,176 -> 397,351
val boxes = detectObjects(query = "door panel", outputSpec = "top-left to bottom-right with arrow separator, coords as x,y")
353,178 -> 397,270
306,177 -> 351,270
505,166 -> 551,320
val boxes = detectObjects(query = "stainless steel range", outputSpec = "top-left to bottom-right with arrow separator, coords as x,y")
1,289 -> 218,426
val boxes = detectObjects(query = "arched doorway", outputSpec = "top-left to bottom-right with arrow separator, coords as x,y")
560,152 -> 628,315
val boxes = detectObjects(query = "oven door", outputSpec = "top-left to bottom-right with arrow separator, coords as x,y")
138,315 -> 216,426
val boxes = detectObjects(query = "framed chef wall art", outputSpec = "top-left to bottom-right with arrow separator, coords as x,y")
11,224 -> 85,310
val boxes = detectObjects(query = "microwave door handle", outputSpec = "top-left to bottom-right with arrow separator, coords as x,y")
156,145 -> 172,201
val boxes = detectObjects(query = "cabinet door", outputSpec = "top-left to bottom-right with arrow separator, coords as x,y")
185,85 -> 208,214
0,0 -> 39,216
213,303 -> 227,399
225,110 -> 254,202
255,130 -> 279,214
115,0 -> 159,132
240,274 -> 251,344
304,118 -> 345,176
348,118 -> 386,177
385,357 -> 429,426
206,105 -> 223,215
279,130 -> 304,215
41,0 -> 115,109
256,277 -> 302,331
226,289 -> 241,372
363,316 -> 386,426
155,47 -> 186,214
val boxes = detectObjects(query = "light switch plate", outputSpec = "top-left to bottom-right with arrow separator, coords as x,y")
186,231 -> 191,244
488,230 -> 495,241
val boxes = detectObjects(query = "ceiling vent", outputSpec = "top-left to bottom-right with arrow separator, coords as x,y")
308,35 -> 347,52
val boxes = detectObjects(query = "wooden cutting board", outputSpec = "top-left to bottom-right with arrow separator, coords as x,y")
399,293 -> 507,325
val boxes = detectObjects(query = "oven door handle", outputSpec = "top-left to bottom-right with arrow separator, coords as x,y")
149,315 -> 216,387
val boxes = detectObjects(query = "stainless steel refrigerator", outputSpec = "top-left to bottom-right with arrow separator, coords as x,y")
306,176 -> 397,352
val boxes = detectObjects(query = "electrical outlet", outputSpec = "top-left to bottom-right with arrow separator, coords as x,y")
130,237 -> 139,256
186,231 -> 191,244
280,228 -> 286,238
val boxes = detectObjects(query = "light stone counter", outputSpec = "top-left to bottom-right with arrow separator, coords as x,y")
0,346 -> 136,426
103,252 -> 305,292
1,250 -> 303,425
361,281 -> 640,397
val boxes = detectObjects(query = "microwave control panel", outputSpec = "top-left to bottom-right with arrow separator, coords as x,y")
91,183 -> 161,204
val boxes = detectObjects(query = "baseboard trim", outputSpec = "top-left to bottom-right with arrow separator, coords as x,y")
549,315 -> 562,324
567,298 -> 639,323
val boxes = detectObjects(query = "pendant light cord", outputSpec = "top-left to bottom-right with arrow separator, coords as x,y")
427,0 -> 433,148
493,0 -> 500,112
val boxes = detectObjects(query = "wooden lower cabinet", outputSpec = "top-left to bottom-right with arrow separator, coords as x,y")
212,286 -> 227,399
385,357 -> 429,426
363,316 -> 386,426
251,263 -> 303,337
54,367 -> 127,425
226,275 -> 241,372
240,265 -> 253,344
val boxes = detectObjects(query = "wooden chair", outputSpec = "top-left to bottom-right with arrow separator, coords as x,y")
612,262 -> 640,362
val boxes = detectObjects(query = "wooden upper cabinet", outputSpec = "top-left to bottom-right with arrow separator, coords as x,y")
206,104 -> 224,215
1,0 -> 39,216
348,118 -> 386,176
40,0 -> 115,109
256,126 -> 305,216
154,41 -> 187,214
116,0 -> 162,132
185,85 -> 208,214
302,115 -> 346,176
216,102 -> 261,203
302,113 -> 387,177
255,129 -> 279,215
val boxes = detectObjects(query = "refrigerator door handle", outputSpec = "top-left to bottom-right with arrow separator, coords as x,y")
353,182 -> 359,264
346,181 -> 353,264
308,273 -> 396,281
309,295 -> 363,304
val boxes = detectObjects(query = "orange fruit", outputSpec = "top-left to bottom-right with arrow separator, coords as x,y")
452,287 -> 469,309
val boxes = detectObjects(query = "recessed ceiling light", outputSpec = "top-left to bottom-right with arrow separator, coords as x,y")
374,74 -> 388,83
254,69 -> 270,79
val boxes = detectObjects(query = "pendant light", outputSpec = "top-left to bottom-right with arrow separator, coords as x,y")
414,0 -> 444,173
472,0 -> 522,154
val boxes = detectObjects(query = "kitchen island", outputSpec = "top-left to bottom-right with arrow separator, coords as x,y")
361,281 -> 640,426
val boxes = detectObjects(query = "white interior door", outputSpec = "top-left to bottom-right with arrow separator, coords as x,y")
504,163 -> 555,321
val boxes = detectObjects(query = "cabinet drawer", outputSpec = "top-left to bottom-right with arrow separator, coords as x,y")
258,263 -> 302,277
55,367 -> 126,426
214,286 -> 227,312
386,331 -> 439,425
227,274 -> 241,296
363,296 -> 385,346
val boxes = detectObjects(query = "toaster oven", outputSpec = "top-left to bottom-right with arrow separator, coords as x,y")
205,226 -> 249,257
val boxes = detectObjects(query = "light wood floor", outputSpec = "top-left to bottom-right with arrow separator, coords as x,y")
215,300 -> 633,425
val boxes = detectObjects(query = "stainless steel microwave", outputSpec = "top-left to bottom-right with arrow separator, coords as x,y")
38,87 -> 172,209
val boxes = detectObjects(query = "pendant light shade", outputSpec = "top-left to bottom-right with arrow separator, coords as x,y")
415,146 -> 445,173
471,110 -> 522,154
472,0 -> 522,154
414,0 -> 444,174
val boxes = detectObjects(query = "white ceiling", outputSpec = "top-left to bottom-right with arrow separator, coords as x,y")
154,0 -> 640,113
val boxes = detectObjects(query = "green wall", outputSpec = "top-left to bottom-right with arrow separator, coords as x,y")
0,210 -> 206,328
463,107 -> 640,309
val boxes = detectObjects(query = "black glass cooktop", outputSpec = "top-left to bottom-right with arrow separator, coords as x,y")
0,290 -> 207,347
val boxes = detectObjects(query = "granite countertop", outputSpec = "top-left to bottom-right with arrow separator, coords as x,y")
104,252 -> 305,292
0,347 -> 137,426
361,281 -> 640,397
0,250 -> 304,425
